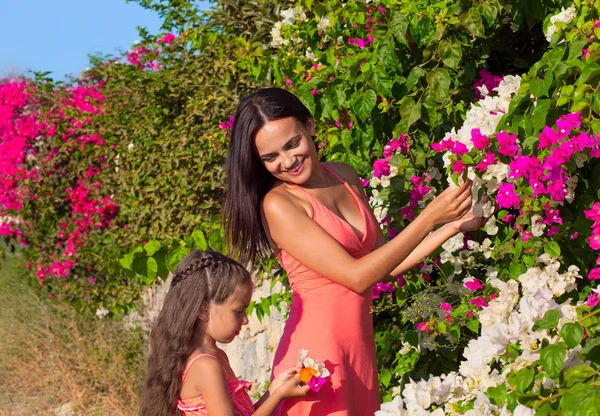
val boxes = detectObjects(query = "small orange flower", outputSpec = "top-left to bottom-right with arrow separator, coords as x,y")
299,367 -> 318,383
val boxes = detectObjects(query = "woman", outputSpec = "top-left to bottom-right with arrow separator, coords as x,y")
224,88 -> 483,415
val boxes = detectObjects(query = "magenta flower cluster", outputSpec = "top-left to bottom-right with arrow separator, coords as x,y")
473,69 -> 503,100
0,79 -> 120,284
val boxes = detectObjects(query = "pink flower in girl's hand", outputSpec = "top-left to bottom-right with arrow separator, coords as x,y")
297,349 -> 330,392
307,376 -> 327,392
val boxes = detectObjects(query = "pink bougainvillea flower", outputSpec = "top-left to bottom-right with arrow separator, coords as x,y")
466,312 -> 474,318
496,131 -> 519,157
397,275 -> 407,287
440,302 -> 452,312
471,128 -> 490,150
416,322 -> 430,332
589,268 -> 600,280
496,182 -> 520,209
585,202 -> 600,223
475,152 -> 496,172
355,38 -> 366,48
373,158 -> 391,178
587,293 -> 600,308
556,112 -> 581,135
308,376 -> 327,392
470,297 -> 489,308
538,126 -> 563,149
589,234 -> 600,251
452,141 -> 469,156
431,138 -> 455,152
464,277 -> 484,291
383,135 -> 410,157
451,160 -> 466,174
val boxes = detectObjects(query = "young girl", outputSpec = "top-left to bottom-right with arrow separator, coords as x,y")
141,249 -> 310,416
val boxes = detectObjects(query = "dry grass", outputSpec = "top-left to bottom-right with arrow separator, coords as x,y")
0,253 -> 146,416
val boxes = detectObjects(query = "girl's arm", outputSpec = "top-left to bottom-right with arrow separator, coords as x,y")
262,166 -> 473,294
188,360 -> 309,416
185,356 -> 236,416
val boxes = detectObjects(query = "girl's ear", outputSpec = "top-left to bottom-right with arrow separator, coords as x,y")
198,301 -> 210,322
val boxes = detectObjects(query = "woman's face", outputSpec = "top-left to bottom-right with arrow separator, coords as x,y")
254,117 -> 317,184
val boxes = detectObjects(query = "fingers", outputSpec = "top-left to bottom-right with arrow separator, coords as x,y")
455,194 -> 473,218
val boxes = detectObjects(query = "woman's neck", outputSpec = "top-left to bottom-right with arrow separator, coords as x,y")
299,161 -> 330,189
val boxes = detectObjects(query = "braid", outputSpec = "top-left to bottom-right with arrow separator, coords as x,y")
170,251 -> 227,287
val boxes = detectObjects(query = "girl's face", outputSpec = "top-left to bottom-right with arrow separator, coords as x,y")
254,117 -> 317,185
205,282 -> 252,344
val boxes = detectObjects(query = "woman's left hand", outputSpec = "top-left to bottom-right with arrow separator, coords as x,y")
447,207 -> 487,233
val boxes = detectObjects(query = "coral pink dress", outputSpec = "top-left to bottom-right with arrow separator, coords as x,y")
177,353 -> 255,416
272,166 -> 381,415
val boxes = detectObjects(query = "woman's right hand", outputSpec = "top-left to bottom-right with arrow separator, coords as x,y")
420,179 -> 473,227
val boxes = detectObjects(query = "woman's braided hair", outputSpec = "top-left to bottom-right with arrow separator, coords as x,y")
140,250 -> 252,416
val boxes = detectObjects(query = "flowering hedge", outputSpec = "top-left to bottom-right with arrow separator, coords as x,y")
3,0 -> 600,413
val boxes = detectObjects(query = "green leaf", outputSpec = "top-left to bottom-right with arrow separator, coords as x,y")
132,256 -> 158,283
580,338 -> 600,356
371,66 -> 394,97
427,68 -> 451,100
438,38 -> 462,69
531,99 -> 552,132
486,383 -> 507,406
191,229 -> 208,250
298,90 -> 316,115
119,252 -> 134,270
560,383 -> 600,416
533,310 -> 560,331
351,89 -> 377,121
406,67 -> 426,90
529,72 -> 554,98
540,344 -> 567,379
564,365 -> 597,388
561,322 -> 584,349
399,96 -> 422,129
578,63 -> 600,87
460,8 -> 484,37
166,246 -> 191,272
509,262 -> 527,279
544,241 -> 561,258
378,35 -> 399,68
514,368 -> 534,393
390,11 -> 409,47
467,318 -> 479,333
143,240 -> 161,256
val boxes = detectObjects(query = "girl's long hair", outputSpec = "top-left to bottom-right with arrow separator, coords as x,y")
140,249 -> 251,416
224,87 -> 312,265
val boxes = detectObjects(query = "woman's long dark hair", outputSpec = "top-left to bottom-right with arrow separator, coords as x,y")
224,88 -> 312,265
140,249 -> 251,416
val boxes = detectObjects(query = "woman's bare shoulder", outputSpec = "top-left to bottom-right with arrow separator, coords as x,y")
324,162 -> 362,187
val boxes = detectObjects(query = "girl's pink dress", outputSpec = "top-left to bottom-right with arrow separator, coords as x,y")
177,353 -> 255,416
272,165 -> 381,415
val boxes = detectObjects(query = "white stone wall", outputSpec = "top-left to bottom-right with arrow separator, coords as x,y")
141,274 -> 287,397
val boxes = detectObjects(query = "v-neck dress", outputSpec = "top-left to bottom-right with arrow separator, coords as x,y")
272,165 -> 381,416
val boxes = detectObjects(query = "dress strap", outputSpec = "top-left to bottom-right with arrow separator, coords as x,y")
321,164 -> 346,184
181,353 -> 218,381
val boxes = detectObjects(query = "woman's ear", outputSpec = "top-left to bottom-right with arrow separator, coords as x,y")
198,302 -> 210,322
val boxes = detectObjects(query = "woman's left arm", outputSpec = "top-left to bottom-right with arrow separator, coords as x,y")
339,163 -> 484,279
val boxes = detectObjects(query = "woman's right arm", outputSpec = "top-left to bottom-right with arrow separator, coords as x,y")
262,180 -> 472,293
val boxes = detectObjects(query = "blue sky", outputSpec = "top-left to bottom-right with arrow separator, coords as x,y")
0,0 -> 202,80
